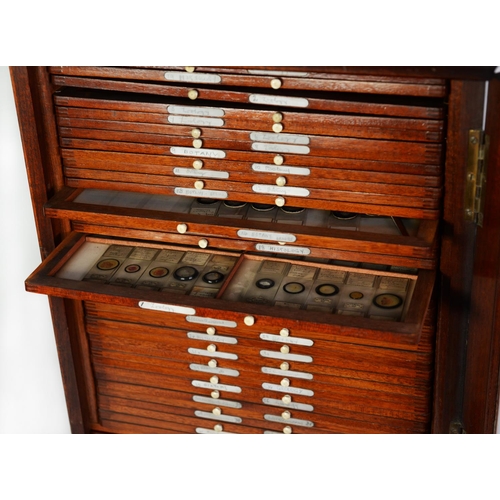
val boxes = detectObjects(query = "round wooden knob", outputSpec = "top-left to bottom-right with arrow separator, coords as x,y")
280,345 -> 290,354
193,138 -> 203,149
244,315 -> 255,326
280,362 -> 289,371
275,196 -> 285,207
211,390 -> 220,399
282,394 -> 292,404
191,128 -> 202,138
210,375 -> 219,384
272,123 -> 283,133
198,238 -> 208,249
185,66 -> 195,73
273,112 -> 283,123
194,180 -> 205,190
206,326 -> 216,335
282,410 -> 291,420
188,89 -> 199,100
207,344 -> 217,353
271,78 -> 282,89
208,359 -> 218,368
280,328 -> 290,337
177,223 -> 188,234
193,160 -> 204,170
276,176 -> 287,187
283,426 -> 292,434
212,407 -> 222,416
214,424 -> 223,432
274,155 -> 284,166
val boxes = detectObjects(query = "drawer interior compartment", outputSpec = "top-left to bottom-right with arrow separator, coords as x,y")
45,188 -> 439,269
26,232 -> 435,346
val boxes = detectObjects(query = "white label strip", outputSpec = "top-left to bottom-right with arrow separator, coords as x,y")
247,70 -> 310,77
173,168 -> 229,179
262,383 -> 314,397
168,115 -> 225,127
264,414 -> 314,427
260,333 -> 313,346
261,367 -> 313,380
249,94 -> 309,108
192,380 -> 242,393
138,301 -> 195,315
262,397 -> 314,412
252,185 -> 310,197
189,364 -> 240,377
196,427 -> 232,434
164,71 -> 222,84
195,411 -> 242,424
260,350 -> 313,363
250,132 -> 310,145
171,146 -> 226,159
187,332 -> 237,344
174,187 -> 228,199
237,229 -> 296,243
186,316 -> 237,328
188,348 -> 238,360
252,163 -> 310,176
193,395 -> 242,409
252,142 -> 310,155
255,244 -> 311,256
168,105 -> 225,117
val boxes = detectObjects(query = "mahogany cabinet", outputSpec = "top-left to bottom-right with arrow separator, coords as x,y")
10,66 -> 500,433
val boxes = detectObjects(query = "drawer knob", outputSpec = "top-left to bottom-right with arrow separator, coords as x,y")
271,78 -> 282,89
275,196 -> 285,207
282,410 -> 291,420
207,344 -> 217,353
211,390 -> 220,399
210,375 -> 219,384
188,89 -> 199,100
193,160 -> 204,170
185,66 -> 195,73
280,378 -> 290,387
276,176 -> 287,187
274,154 -> 284,166
194,180 -> 205,190
244,315 -> 255,326
280,345 -> 290,354
282,394 -> 292,404
280,361 -> 290,371
214,424 -> 223,432
272,112 -> 283,123
198,238 -> 209,249
283,426 -> 292,434
208,359 -> 218,368
177,223 -> 188,234
193,138 -> 203,149
280,328 -> 290,337
272,123 -> 284,133
191,128 -> 202,139
206,326 -> 216,335
212,407 -> 222,416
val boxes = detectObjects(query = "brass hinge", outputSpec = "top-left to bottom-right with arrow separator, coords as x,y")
465,129 -> 490,227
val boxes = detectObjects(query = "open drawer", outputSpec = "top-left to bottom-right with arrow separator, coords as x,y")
25,232 -> 436,348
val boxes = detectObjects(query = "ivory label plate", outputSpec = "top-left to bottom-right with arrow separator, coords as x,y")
261,367 -> 313,380
173,168 -> 229,179
164,71 -> 222,84
186,316 -> 237,328
174,187 -> 228,198
187,332 -> 237,344
262,397 -> 314,412
138,301 -> 195,315
252,142 -> 310,155
196,428 -> 231,434
250,132 -> 310,145
168,115 -> 224,127
264,414 -> 314,427
252,185 -> 310,197
260,333 -> 314,346
237,229 -> 296,243
188,348 -> 238,360
255,244 -> 311,256
189,364 -> 240,377
192,380 -> 242,393
252,163 -> 310,176
262,383 -> 314,397
193,395 -> 242,409
194,411 -> 242,424
260,350 -> 313,363
171,146 -> 226,159
249,94 -> 309,108
168,105 -> 225,117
